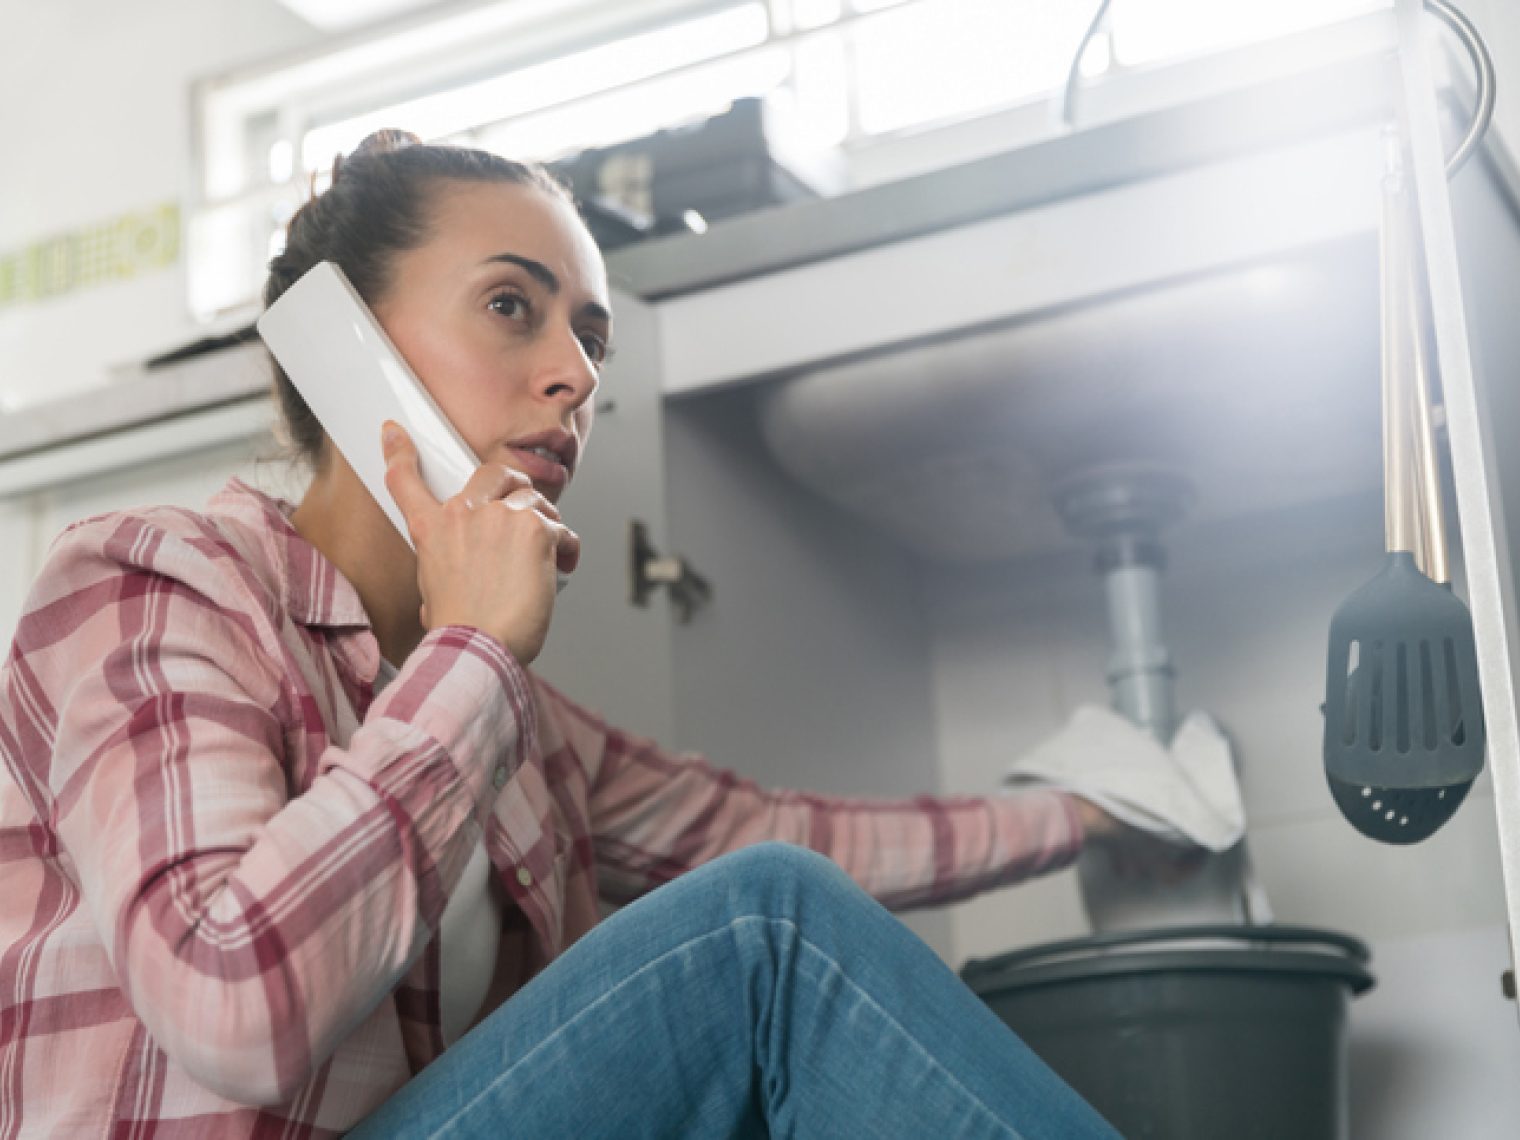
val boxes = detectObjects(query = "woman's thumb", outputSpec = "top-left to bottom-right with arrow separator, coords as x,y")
381,420 -> 408,455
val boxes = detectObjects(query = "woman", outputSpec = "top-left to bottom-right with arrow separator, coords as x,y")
0,131 -> 1141,1137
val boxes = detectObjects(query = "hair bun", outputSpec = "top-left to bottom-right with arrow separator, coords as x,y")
331,128 -> 423,182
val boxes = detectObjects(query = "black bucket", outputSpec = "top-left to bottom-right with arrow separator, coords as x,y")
961,924 -> 1374,1140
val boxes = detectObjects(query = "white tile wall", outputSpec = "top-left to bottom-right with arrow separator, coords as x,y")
924,489 -> 1520,1131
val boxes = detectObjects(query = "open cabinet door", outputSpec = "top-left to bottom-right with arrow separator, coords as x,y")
1396,0 -> 1520,999
531,286 -> 676,745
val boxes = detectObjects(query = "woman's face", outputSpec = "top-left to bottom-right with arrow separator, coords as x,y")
373,179 -> 611,505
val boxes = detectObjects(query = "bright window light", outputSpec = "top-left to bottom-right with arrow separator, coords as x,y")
854,0 -> 1093,135
1079,31 -> 1112,79
302,3 -> 770,172
474,47 -> 791,162
192,0 -> 1399,321
1110,0 -> 1390,68
792,0 -> 842,30
187,204 -> 267,322
788,32 -> 851,148
267,140 -> 295,183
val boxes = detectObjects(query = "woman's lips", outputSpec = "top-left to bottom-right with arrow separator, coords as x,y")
508,446 -> 570,489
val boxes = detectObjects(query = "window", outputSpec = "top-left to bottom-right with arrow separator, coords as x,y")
190,0 -> 1388,322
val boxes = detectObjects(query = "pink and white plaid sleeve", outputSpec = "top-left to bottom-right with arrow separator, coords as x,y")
540,684 -> 1085,910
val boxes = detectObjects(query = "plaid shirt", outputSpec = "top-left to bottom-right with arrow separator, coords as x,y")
0,478 -> 1083,1137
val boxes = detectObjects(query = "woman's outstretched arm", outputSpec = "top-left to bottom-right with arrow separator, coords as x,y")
539,679 -> 1086,911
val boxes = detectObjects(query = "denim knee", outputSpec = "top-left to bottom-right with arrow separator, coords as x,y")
705,842 -> 861,917
721,841 -> 848,879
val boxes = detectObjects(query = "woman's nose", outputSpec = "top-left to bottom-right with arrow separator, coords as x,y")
537,327 -> 599,406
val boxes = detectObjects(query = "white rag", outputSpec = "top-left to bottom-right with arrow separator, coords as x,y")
1003,705 -> 1246,853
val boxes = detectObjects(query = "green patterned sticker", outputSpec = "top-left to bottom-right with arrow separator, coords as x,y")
0,203 -> 181,308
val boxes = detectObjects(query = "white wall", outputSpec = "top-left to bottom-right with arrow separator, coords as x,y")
0,0 -> 321,408
924,489 -> 1520,1137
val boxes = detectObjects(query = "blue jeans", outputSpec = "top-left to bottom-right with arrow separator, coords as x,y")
349,843 -> 1119,1139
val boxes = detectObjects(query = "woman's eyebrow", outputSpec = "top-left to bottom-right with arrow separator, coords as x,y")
482,252 -> 558,292
481,251 -> 611,323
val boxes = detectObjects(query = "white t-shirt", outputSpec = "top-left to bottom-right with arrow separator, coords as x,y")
374,658 -> 504,1045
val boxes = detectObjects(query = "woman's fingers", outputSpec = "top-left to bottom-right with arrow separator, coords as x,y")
464,464 -> 536,509
384,425 -> 565,532
462,464 -> 564,521
498,489 -> 581,573
549,519 -> 582,574
499,485 -> 549,511
381,423 -> 579,663
380,422 -> 438,534
1104,832 -> 1207,884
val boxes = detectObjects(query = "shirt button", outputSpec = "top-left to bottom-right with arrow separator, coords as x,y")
492,766 -> 508,789
516,867 -> 534,887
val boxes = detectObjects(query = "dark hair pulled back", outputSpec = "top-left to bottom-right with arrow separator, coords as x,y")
264,129 -> 572,466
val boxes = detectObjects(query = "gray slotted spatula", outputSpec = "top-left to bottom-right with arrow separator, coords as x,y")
1322,157 -> 1485,845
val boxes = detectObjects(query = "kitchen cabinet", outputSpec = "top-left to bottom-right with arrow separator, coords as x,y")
552,5 -> 1520,981
2,9 -> 1519,1125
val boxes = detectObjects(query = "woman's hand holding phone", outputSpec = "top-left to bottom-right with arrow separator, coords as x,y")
381,421 -> 580,665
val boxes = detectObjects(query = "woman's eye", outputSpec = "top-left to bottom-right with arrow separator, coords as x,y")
488,291 -> 530,320
578,331 -> 610,365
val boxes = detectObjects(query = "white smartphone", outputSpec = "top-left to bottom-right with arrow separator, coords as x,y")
257,260 -> 569,589
257,260 -> 479,545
